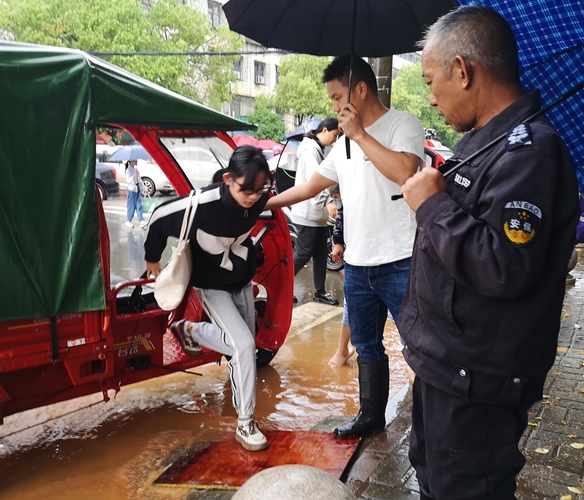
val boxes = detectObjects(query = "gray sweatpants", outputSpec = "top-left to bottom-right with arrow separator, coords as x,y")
191,283 -> 257,417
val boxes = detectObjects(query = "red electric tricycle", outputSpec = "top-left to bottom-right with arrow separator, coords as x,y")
0,41 -> 293,422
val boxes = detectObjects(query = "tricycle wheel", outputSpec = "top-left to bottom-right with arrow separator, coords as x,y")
224,347 -> 278,369
256,347 -> 278,368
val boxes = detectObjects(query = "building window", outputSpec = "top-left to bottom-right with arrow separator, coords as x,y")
208,1 -> 222,29
275,65 -> 280,85
397,52 -> 421,64
254,61 -> 266,85
232,98 -> 241,118
234,58 -> 242,80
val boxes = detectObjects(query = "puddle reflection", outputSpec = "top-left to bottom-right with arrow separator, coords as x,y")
1,303 -> 407,500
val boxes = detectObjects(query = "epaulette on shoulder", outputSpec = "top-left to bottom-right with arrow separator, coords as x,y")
505,123 -> 532,151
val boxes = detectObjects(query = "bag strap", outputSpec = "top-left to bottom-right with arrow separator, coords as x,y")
184,189 -> 200,239
178,190 -> 195,243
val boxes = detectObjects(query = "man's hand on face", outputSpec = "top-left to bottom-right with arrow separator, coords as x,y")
338,103 -> 365,141
400,167 -> 447,212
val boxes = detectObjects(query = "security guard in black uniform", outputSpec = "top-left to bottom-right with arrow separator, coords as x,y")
399,6 -> 579,500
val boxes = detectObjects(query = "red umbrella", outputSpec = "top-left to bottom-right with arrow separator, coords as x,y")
257,139 -> 281,151
232,134 -> 260,147
233,135 -> 281,151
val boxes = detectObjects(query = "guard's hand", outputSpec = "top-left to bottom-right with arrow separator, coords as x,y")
331,243 -> 344,264
146,261 -> 162,278
338,103 -> 365,141
400,167 -> 447,212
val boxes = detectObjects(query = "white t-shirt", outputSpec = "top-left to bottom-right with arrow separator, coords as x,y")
317,108 -> 425,266
291,137 -> 329,227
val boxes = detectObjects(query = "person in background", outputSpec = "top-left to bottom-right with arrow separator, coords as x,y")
399,6 -> 579,498
125,160 -> 147,229
291,116 -> 341,306
265,56 -> 425,439
144,146 -> 274,452
328,200 -> 355,368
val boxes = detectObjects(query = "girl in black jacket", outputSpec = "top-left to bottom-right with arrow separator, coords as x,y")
145,145 -> 273,451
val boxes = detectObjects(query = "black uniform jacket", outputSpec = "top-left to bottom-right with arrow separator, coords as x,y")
398,91 -> 579,405
145,183 -> 269,291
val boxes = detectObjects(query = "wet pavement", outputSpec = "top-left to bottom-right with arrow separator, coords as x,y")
8,197 -> 582,499
0,302 -> 407,500
346,252 -> 584,500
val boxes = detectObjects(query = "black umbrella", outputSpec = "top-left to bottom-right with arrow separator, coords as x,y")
223,0 -> 457,156
223,0 -> 458,57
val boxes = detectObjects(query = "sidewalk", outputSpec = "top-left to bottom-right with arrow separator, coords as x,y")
344,263 -> 584,499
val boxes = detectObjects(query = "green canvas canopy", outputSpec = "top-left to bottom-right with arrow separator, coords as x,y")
0,41 -> 254,322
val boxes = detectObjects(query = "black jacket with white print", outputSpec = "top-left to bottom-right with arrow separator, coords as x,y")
145,182 -> 269,292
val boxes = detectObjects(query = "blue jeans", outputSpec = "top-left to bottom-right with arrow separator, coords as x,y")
126,190 -> 144,223
344,258 -> 411,361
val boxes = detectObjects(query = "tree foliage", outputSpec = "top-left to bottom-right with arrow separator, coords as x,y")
0,0 -> 242,107
391,62 -> 463,149
247,95 -> 286,142
274,54 -> 333,126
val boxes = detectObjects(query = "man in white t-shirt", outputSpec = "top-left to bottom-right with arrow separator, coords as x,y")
265,56 -> 424,438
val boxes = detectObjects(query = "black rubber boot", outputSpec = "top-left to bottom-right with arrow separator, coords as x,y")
334,358 -> 389,438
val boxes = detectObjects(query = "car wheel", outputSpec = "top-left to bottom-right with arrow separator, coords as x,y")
142,177 -> 156,197
96,182 -> 107,201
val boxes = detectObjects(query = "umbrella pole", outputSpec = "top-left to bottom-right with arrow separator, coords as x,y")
345,0 -> 359,159
390,79 -> 584,201
346,55 -> 354,159
440,78 -> 584,179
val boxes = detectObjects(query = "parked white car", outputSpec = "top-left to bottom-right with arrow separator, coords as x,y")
107,159 -> 174,196
160,136 -> 232,189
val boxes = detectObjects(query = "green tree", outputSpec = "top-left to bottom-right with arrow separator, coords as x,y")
0,0 -> 242,107
274,54 -> 333,126
247,95 -> 286,142
391,62 -> 463,149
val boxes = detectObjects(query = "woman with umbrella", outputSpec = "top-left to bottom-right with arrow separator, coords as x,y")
124,160 -> 148,229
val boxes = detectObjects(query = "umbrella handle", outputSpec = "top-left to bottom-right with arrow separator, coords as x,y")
344,0 -> 358,160
345,54 -> 355,160
391,79 -> 584,202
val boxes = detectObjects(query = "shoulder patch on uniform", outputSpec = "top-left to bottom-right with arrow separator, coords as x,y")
453,172 -> 472,190
505,123 -> 532,151
502,201 -> 542,245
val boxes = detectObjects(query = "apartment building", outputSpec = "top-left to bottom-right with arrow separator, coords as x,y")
191,0 -> 419,126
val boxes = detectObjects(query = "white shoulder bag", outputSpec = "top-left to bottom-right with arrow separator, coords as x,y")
154,189 -> 200,310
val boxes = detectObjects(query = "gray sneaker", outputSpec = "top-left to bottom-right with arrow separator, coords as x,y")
235,419 -> 268,451
170,320 -> 203,356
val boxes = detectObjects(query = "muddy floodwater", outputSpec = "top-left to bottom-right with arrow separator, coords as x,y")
0,309 -> 408,500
